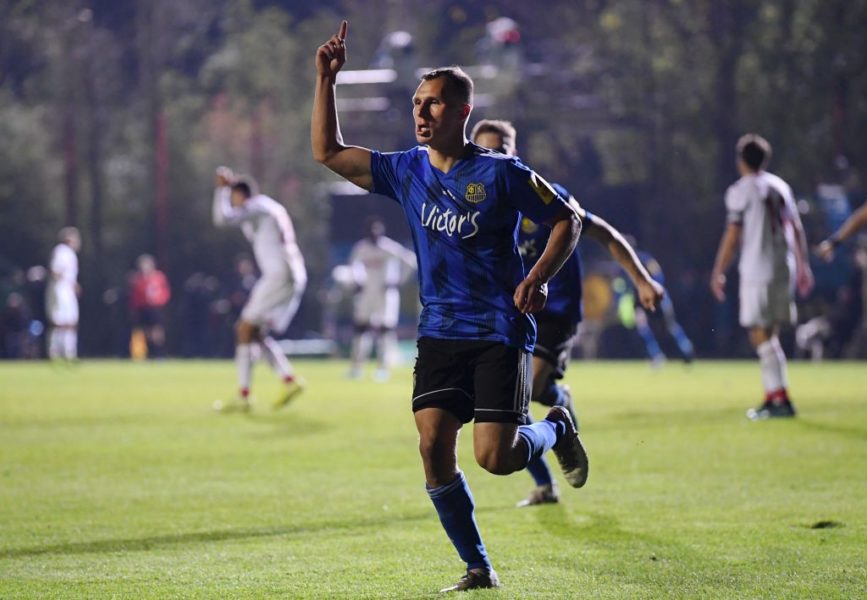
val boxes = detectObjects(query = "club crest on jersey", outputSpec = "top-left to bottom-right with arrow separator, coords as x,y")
465,183 -> 487,204
528,172 -> 556,205
521,217 -> 539,234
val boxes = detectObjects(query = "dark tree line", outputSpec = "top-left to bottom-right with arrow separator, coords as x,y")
1,0 -> 865,354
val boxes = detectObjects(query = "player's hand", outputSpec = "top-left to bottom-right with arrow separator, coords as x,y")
638,279 -> 665,312
215,166 -> 234,188
514,277 -> 548,314
814,239 -> 836,263
315,20 -> 348,78
796,265 -> 815,298
710,271 -> 726,303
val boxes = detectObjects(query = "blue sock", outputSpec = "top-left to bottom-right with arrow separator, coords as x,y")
523,414 -> 554,486
671,323 -> 694,358
427,472 -> 491,571
517,419 -> 563,465
637,322 -> 664,360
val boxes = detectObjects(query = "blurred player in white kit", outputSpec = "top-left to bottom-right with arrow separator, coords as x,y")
46,227 -> 81,361
348,218 -> 416,381
711,134 -> 814,420
212,167 -> 307,412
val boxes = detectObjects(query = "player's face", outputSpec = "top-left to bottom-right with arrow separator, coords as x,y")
474,132 -> 515,157
67,235 -> 81,252
230,190 -> 247,208
412,78 -> 467,147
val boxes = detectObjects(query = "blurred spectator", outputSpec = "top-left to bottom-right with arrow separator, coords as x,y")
129,254 -> 171,359
2,292 -> 33,358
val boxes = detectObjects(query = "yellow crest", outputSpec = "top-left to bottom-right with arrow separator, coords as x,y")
528,172 -> 556,205
521,217 -> 539,234
465,183 -> 487,204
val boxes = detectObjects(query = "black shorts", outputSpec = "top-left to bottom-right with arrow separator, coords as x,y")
133,307 -> 165,328
412,337 -> 532,425
533,314 -> 578,379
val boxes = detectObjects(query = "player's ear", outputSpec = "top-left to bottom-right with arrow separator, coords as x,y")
460,104 -> 472,120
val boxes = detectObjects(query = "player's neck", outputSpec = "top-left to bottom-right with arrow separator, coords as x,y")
427,138 -> 471,174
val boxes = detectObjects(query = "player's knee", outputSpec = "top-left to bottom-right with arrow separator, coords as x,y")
235,320 -> 258,343
474,446 -> 518,476
417,436 -> 456,484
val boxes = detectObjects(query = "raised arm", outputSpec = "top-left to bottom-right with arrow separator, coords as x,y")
212,167 -> 265,227
514,204 -> 583,314
582,211 -> 664,311
816,202 -> 867,261
710,223 -> 742,302
312,20 -> 374,191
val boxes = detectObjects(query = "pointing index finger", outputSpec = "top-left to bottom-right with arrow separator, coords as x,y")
338,20 -> 348,41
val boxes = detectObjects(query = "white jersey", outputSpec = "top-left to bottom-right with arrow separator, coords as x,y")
213,188 -> 306,284
725,171 -> 797,284
49,243 -> 78,286
349,236 -> 416,293
46,243 -> 79,326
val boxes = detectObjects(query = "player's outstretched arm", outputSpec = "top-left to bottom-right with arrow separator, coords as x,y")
816,202 -> 867,261
582,214 -> 663,312
710,223 -> 742,302
514,205 -> 582,314
312,20 -> 374,191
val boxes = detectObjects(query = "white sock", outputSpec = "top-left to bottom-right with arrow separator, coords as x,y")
63,328 -> 78,359
376,330 -> 397,370
48,328 -> 63,359
756,340 -> 785,395
235,343 -> 254,396
351,332 -> 373,371
261,337 -> 294,381
770,336 -> 789,390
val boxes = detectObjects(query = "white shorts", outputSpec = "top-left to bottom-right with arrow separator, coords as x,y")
46,283 -> 79,327
739,279 -> 796,328
354,287 -> 400,330
241,275 -> 305,334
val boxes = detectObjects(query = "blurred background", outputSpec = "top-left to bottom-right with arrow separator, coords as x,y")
1,0 -> 865,360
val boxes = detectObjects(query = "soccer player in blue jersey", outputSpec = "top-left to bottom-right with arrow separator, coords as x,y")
473,120 -> 664,506
627,242 -> 695,367
313,21 -> 588,592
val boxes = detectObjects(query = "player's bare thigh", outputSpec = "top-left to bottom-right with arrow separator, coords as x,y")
531,356 -> 555,402
472,422 -> 523,476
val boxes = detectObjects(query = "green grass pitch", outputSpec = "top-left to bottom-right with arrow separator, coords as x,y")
1,359 -> 865,598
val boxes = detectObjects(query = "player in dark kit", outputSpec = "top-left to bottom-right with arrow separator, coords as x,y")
473,119 -> 664,506
313,21 -> 588,592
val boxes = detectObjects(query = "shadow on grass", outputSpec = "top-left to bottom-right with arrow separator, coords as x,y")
0,510 -> 432,560
241,413 -> 331,438
533,505 -> 699,565
794,419 -> 867,441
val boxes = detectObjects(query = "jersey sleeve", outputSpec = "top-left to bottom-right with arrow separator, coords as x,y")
370,150 -> 409,203
501,158 -> 570,224
725,185 -> 746,224
212,188 -> 268,227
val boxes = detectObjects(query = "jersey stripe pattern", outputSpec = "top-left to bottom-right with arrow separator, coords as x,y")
517,182 -> 584,325
371,144 -> 568,351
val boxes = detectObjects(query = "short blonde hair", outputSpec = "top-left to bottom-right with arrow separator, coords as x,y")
471,119 -> 517,156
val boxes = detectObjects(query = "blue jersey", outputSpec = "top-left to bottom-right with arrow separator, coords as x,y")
517,183 -> 584,324
370,144 -> 569,351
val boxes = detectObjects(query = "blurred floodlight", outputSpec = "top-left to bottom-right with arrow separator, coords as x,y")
337,69 -> 397,85
335,97 -> 390,111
